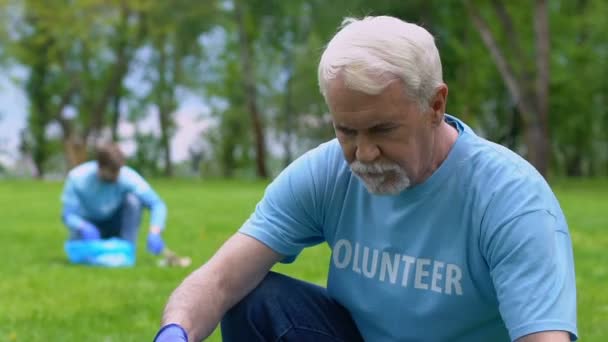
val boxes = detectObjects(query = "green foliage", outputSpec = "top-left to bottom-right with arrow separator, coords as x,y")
0,178 -> 606,340
1,0 -> 607,177
137,1 -> 220,176
128,132 -> 163,177
549,0 -> 608,176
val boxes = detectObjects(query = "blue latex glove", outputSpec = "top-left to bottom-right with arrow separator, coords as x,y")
78,222 -> 100,240
154,323 -> 188,342
147,232 -> 165,255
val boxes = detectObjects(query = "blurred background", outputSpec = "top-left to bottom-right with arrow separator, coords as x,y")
0,0 -> 606,180
0,0 -> 607,341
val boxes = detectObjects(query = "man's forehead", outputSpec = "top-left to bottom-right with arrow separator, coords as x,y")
332,111 -> 400,129
328,78 -> 414,108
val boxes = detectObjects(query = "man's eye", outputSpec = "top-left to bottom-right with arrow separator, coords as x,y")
338,127 -> 356,136
373,126 -> 396,133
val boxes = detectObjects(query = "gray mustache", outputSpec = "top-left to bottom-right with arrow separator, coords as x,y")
350,161 -> 401,173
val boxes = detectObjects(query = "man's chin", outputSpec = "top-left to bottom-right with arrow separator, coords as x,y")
361,180 -> 411,195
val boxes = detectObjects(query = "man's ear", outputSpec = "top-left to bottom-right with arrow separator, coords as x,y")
429,84 -> 448,126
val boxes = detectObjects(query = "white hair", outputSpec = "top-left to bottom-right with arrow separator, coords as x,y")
318,16 -> 443,109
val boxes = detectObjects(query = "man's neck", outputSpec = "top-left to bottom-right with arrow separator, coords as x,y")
415,120 -> 459,185
432,120 -> 459,170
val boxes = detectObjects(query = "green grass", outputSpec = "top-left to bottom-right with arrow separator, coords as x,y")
0,178 -> 606,341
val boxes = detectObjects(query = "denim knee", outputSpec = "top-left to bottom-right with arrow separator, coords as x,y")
226,271 -> 286,318
222,272 -> 293,340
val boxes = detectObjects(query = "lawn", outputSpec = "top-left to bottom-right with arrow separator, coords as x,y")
0,178 -> 606,341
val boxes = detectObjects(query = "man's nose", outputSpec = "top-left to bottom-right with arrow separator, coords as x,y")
355,136 -> 380,163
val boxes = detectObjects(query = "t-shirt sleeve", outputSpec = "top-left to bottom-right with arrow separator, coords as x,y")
61,176 -> 80,209
482,209 -> 578,341
123,168 -> 167,229
239,151 -> 328,263
61,177 -> 86,231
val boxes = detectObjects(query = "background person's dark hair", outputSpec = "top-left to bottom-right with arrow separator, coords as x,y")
96,143 -> 125,172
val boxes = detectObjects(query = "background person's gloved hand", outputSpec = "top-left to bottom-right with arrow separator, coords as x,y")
78,221 -> 100,240
147,231 -> 165,255
153,323 -> 188,342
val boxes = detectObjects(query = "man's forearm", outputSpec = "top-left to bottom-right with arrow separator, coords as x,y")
149,225 -> 162,235
139,191 -> 167,229
160,233 -> 282,341
516,330 -> 571,342
62,209 -> 90,232
162,264 -> 227,340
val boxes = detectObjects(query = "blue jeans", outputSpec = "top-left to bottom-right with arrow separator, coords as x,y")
221,272 -> 364,342
70,194 -> 142,244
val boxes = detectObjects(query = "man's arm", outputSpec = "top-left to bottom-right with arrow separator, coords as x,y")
61,178 -> 99,238
62,206 -> 100,238
482,207 -> 577,340
124,168 -> 167,230
160,232 -> 283,341
517,331 -> 571,342
123,169 -> 168,253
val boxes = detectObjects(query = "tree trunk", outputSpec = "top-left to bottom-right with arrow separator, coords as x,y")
26,31 -> 52,178
63,135 -> 88,169
159,109 -> 173,177
465,0 -> 551,177
532,0 -> 550,176
84,3 -> 131,141
57,117 -> 87,169
282,52 -> 295,168
234,0 -> 268,178
29,63 -> 50,179
157,40 -> 173,177
111,94 -> 121,142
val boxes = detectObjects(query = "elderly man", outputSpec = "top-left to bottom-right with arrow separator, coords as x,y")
61,143 -> 167,257
154,16 -> 577,342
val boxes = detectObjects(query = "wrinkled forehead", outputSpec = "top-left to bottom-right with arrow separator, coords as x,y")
327,77 -> 413,110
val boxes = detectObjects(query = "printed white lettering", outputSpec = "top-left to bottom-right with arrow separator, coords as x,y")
330,239 -> 465,296
445,263 -> 463,296
414,258 -> 431,290
352,243 -> 361,274
431,261 -> 445,293
400,255 -> 416,287
333,239 -> 352,269
379,252 -> 400,284
362,247 -> 379,278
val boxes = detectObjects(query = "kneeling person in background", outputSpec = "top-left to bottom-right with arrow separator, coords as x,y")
60,143 -> 167,256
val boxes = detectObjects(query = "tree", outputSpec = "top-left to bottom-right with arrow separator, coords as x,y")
4,0 -> 147,173
139,1 -> 218,177
233,0 -> 268,178
464,0 -> 551,177
548,0 -> 608,176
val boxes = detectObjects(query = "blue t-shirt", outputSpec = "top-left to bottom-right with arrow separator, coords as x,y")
240,115 -> 577,341
61,161 -> 167,231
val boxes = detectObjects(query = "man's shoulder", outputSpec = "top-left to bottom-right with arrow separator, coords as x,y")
491,148 -> 543,189
269,139 -> 350,199
286,139 -> 347,177
447,115 -> 541,184
304,139 -> 344,165
303,139 -> 342,157
461,129 -> 543,183
118,165 -> 140,178
117,166 -> 152,192
461,134 -> 560,216
68,161 -> 97,180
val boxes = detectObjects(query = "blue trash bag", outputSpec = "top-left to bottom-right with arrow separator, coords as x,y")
64,238 -> 136,267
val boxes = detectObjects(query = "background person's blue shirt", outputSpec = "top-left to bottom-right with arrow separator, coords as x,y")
240,115 -> 577,341
61,161 -> 167,231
